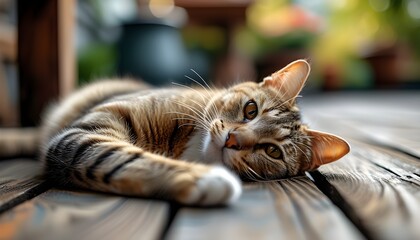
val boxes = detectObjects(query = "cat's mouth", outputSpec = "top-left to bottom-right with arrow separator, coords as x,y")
220,147 -> 229,165
221,147 -> 238,169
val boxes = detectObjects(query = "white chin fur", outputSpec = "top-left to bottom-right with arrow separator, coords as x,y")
201,133 -> 224,164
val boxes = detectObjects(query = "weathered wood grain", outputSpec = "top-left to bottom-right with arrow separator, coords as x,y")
0,159 -> 46,210
167,184 -> 284,240
269,177 -> 364,240
311,144 -> 420,240
167,180 -> 364,240
0,189 -> 169,240
300,92 -> 420,157
301,93 -> 420,240
303,111 -> 420,158
0,160 -> 168,240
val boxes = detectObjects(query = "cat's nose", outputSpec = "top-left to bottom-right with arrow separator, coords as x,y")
225,130 -> 256,150
225,132 -> 240,150
225,132 -> 244,150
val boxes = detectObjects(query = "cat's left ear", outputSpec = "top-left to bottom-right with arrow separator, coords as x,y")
260,59 -> 310,102
306,129 -> 350,170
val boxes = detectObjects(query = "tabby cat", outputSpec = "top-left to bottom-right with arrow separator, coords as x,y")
35,59 -> 349,206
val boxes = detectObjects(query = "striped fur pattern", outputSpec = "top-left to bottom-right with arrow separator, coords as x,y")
38,60 -> 349,205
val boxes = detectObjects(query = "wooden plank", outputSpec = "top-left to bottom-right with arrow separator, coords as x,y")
300,93 -> 420,239
17,0 -> 75,127
0,189 -> 169,240
300,92 -> 420,157
167,184 -> 284,240
0,159 -> 46,212
302,110 -> 420,158
310,143 -> 420,240
268,178 -> 364,240
167,181 -> 363,240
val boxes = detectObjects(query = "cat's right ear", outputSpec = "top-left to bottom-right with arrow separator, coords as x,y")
260,59 -> 310,102
305,129 -> 350,170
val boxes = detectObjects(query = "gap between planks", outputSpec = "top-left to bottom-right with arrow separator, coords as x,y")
315,143 -> 420,240
0,190 -> 169,240
166,180 -> 364,240
0,159 -> 51,215
301,96 -> 420,240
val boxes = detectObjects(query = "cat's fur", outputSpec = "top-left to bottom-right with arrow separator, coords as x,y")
7,60 -> 350,205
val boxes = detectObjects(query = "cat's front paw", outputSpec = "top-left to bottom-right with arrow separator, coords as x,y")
180,166 -> 242,206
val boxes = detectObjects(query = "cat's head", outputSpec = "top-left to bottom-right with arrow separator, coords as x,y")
202,59 -> 350,181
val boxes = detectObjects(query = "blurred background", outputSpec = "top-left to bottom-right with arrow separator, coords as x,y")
1,0 -> 420,127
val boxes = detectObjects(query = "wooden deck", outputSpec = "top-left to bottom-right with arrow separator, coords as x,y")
0,92 -> 419,240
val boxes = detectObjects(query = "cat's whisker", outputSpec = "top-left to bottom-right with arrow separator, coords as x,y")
172,100 -> 208,123
244,168 -> 282,183
237,163 -> 259,182
246,167 -> 264,181
241,161 -> 288,183
190,69 -> 214,92
205,97 -> 221,123
173,117 -> 210,131
191,70 -> 219,102
171,118 -> 200,127
294,142 -> 311,163
178,123 -> 203,130
173,110 -> 210,131
211,99 -> 221,120
236,158 -> 269,182
185,70 -> 220,122
166,111 -> 210,131
184,98 -> 208,113
171,117 -> 196,122
172,99 -> 204,114
184,74 -> 215,101
190,69 -> 219,114
165,112 -> 199,122
184,75 -> 210,93
171,82 -> 210,103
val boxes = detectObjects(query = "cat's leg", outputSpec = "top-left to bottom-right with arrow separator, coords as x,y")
42,128 -> 241,205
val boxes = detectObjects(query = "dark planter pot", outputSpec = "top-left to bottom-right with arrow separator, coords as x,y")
117,21 -> 189,86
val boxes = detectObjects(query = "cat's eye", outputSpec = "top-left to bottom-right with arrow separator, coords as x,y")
265,144 -> 283,159
243,100 -> 258,120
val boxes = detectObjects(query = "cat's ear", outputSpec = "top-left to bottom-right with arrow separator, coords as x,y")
306,129 -> 350,170
260,59 -> 310,102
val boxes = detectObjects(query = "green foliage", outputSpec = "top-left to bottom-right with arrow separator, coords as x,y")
77,43 -> 116,85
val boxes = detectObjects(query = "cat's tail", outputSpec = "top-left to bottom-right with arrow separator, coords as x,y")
0,127 -> 40,159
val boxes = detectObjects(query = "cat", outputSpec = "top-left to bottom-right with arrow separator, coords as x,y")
4,59 -> 350,206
